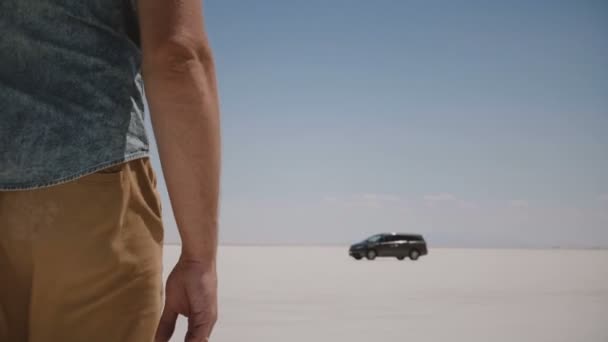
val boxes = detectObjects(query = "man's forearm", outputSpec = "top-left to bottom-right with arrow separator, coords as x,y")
143,46 -> 221,267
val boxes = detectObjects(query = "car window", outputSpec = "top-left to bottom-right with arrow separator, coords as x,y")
367,235 -> 382,243
385,235 -> 399,242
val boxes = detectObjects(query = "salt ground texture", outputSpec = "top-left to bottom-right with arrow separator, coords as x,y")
163,246 -> 608,342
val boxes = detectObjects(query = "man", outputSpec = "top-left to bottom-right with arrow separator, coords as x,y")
0,0 -> 220,341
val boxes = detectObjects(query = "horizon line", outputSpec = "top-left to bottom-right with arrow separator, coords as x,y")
162,243 -> 608,250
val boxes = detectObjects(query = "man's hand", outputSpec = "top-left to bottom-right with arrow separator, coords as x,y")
155,258 -> 218,342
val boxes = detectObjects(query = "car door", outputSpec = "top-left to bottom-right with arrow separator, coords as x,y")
388,235 -> 407,256
378,235 -> 398,256
375,236 -> 392,256
395,236 -> 410,257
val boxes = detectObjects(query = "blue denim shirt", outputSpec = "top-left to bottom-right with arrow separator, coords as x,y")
0,0 -> 149,190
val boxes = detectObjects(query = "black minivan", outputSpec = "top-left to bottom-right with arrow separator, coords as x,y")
349,233 -> 428,261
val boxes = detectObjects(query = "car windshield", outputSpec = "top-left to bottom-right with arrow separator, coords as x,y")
367,235 -> 382,243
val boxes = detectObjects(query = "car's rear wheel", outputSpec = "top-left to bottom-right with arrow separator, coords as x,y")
396,256 -> 405,260
409,249 -> 420,260
366,249 -> 377,260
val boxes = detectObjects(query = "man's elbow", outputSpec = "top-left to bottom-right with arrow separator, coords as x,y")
143,36 -> 215,75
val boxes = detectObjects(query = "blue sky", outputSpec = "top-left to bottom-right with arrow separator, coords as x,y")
147,0 -> 608,247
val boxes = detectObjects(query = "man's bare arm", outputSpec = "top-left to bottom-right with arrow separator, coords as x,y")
137,0 -> 220,340
138,0 -> 220,265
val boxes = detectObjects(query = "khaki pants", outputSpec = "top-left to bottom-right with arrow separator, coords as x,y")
0,157 -> 164,342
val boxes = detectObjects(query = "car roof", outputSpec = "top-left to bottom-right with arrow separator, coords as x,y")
377,233 -> 423,238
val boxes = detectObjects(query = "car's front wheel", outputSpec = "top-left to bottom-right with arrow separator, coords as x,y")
396,256 -> 405,260
353,254 -> 363,260
409,249 -> 420,260
366,249 -> 377,260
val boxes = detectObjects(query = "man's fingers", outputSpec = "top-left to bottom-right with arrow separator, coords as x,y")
185,323 -> 212,342
185,311 -> 216,342
155,306 -> 178,342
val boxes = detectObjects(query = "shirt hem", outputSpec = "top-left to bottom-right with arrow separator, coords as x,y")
0,151 -> 150,191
